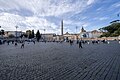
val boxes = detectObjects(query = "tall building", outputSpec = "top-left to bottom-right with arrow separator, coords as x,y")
61,20 -> 63,35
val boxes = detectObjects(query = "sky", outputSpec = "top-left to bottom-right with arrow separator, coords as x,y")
0,0 -> 120,34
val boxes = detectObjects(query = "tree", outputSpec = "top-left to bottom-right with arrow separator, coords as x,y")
26,30 -> 32,39
100,22 -> 120,37
110,20 -> 120,24
36,30 -> 41,42
0,29 -> 5,38
9,34 -> 15,38
28,33 -> 32,39
20,34 -> 23,39
1,29 -> 4,35
26,30 -> 32,38
23,33 -> 28,38
31,30 -> 34,38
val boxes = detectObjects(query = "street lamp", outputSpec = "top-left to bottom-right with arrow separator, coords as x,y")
75,26 -> 78,40
0,26 -> 1,37
15,26 -> 18,41
76,26 -> 78,33
43,29 -> 46,34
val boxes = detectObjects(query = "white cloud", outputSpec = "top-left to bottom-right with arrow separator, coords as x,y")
94,17 -> 108,21
0,13 -> 25,31
81,16 -> 88,20
111,2 -> 120,8
0,13 -> 57,31
87,0 -> 95,5
0,0 -> 95,17
96,7 -> 102,11
0,0 -> 96,34
99,17 -> 108,21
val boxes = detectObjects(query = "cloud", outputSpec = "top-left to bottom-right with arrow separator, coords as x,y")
111,2 -> 120,8
0,0 -> 96,34
64,20 -> 87,27
0,13 -> 25,30
0,0 -> 90,17
96,7 -> 102,11
0,12 -> 58,32
93,17 -> 108,21
99,17 -> 108,21
108,2 -> 120,12
87,0 -> 95,5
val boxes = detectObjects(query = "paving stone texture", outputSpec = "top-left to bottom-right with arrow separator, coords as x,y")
0,41 -> 120,80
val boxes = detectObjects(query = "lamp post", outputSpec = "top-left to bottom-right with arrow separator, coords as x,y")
0,26 -> 1,38
75,26 -> 78,40
43,29 -> 46,34
15,26 -> 18,41
76,26 -> 78,33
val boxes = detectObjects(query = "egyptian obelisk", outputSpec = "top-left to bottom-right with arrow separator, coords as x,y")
61,20 -> 63,35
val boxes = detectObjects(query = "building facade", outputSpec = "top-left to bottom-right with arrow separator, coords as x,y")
4,31 -> 23,38
80,27 -> 103,39
63,32 -> 79,40
62,27 -> 103,40
41,33 -> 56,41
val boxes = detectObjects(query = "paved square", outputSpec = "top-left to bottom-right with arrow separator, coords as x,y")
0,41 -> 120,80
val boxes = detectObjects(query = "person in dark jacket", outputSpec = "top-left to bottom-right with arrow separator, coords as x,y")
21,42 -> 25,48
79,41 -> 82,48
15,42 -> 17,46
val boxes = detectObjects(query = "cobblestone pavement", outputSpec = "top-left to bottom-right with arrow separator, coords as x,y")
0,41 -> 120,80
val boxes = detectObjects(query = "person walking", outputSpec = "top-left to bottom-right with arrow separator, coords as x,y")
12,40 -> 14,44
15,42 -> 17,47
33,40 -> 35,44
70,40 -> 73,46
119,40 -> 120,44
76,40 -> 79,44
79,41 -> 82,48
21,41 -> 25,48
87,41 -> 90,44
7,41 -> 10,45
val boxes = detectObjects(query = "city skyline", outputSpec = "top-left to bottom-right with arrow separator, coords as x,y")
0,0 -> 120,34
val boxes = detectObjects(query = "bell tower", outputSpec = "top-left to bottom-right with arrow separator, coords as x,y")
81,26 -> 86,33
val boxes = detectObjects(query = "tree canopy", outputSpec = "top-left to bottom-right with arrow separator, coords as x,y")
99,22 -> 120,37
0,29 -> 5,35
36,30 -> 41,42
26,30 -> 35,39
31,30 -> 34,38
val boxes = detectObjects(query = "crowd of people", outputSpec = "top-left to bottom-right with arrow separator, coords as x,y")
0,38 -> 120,49
0,39 -> 35,48
66,39 -> 120,48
